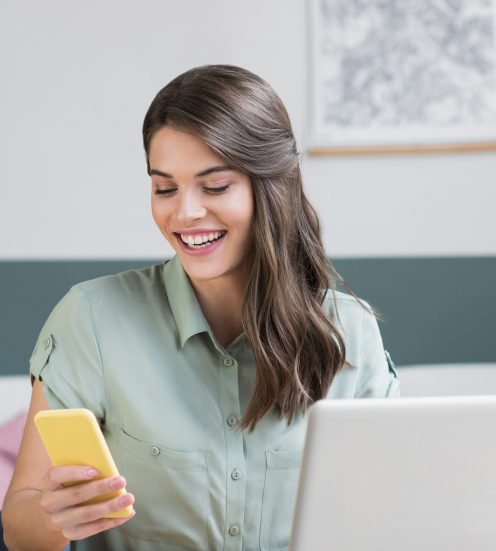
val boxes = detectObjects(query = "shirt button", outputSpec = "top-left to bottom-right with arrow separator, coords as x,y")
229,525 -> 240,536
231,469 -> 241,480
44,337 -> 51,349
150,446 -> 160,456
223,358 -> 234,367
227,415 -> 238,426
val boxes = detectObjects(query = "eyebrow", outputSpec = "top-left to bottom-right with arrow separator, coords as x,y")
149,165 -> 234,179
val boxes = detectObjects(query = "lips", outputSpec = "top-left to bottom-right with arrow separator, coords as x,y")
174,231 -> 227,256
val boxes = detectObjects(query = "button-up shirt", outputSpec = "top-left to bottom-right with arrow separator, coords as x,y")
30,254 -> 400,551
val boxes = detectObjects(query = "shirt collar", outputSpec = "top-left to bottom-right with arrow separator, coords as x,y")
163,255 -> 210,348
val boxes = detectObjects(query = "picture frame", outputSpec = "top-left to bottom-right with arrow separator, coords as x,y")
307,0 -> 496,155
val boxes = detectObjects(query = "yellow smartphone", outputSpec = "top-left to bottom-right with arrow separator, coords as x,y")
34,408 -> 133,518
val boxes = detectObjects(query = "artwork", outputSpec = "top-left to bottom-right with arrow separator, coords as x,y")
308,0 -> 496,153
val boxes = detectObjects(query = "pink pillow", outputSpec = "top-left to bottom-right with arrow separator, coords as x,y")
0,410 -> 28,509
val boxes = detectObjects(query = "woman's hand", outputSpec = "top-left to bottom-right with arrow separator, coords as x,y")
39,465 -> 135,540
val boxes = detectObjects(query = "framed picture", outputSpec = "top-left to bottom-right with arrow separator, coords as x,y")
308,0 -> 496,155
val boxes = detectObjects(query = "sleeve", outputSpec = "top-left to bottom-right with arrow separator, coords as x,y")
354,309 -> 400,398
29,283 -> 106,421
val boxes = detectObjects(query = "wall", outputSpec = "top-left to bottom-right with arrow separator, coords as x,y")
1,0 -> 494,260
1,1 -> 495,376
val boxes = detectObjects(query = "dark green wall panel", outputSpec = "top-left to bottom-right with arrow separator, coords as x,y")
0,257 -> 495,376
332,257 -> 496,366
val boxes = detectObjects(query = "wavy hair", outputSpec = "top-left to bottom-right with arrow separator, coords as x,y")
143,65 -> 372,432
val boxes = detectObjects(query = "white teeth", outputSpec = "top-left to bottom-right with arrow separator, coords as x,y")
181,231 -> 226,248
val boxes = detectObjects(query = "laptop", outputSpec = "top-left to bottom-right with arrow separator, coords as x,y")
289,396 -> 496,551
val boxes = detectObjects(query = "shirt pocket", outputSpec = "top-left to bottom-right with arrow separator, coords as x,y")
115,427 -> 211,551
260,449 -> 303,551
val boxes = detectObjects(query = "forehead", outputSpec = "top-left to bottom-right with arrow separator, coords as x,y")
148,127 -> 225,177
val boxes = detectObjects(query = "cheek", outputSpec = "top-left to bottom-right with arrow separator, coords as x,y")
224,188 -> 254,235
151,202 -> 161,229
228,205 -> 253,230
151,200 -> 175,241
151,198 -> 170,224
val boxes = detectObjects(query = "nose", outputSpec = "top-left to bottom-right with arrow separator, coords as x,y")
175,188 -> 206,224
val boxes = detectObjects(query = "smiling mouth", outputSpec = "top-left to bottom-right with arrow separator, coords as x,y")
175,231 -> 227,249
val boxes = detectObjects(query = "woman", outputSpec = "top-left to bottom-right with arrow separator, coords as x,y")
3,65 -> 399,551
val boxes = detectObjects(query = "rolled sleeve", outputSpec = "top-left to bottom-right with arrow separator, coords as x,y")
29,284 -> 106,421
354,309 -> 400,398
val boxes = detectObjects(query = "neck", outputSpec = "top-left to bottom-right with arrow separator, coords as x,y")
189,267 -> 248,349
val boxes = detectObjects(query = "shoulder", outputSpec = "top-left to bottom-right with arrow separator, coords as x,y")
77,262 -> 165,298
325,289 -> 369,310
323,289 -> 400,398
324,289 -> 381,369
324,289 -> 372,339
72,262 -> 168,318
36,262 -> 168,341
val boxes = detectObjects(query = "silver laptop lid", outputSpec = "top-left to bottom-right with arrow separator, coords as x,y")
290,396 -> 496,551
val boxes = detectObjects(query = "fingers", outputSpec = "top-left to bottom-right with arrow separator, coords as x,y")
42,475 -> 127,513
52,493 -> 135,537
42,465 -> 99,491
40,465 -> 137,541
61,509 -> 136,541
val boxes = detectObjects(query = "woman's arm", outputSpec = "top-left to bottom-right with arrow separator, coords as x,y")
3,379 -> 68,551
2,380 -> 134,551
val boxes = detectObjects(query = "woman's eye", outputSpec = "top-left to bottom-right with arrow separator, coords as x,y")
205,184 -> 231,194
154,189 -> 177,195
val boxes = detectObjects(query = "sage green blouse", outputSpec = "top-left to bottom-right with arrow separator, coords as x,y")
29,255 -> 400,551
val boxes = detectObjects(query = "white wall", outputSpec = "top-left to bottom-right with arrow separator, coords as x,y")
1,0 -> 495,260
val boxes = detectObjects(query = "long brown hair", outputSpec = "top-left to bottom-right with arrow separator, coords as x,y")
143,65 -> 373,432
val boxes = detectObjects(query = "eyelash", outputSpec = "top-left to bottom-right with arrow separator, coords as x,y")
154,184 -> 231,196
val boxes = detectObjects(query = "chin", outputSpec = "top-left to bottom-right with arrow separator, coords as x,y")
184,265 -> 231,283
180,252 -> 247,283
178,254 -> 227,281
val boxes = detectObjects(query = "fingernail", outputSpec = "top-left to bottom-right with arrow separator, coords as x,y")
120,493 -> 134,507
86,468 -> 99,478
111,476 -> 126,489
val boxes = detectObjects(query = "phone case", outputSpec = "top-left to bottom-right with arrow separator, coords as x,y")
34,408 -> 133,518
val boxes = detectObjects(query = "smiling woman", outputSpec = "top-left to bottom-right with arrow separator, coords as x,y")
149,127 -> 254,290
2,65 -> 399,551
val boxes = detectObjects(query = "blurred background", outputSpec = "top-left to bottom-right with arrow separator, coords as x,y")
0,0 -> 495,513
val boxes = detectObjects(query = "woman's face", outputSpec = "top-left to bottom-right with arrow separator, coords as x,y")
149,127 -> 254,283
